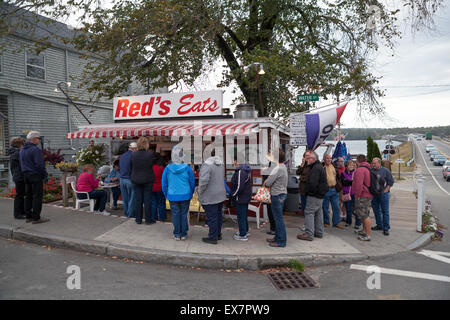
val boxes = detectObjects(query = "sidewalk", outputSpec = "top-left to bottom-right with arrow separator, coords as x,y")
0,178 -> 431,270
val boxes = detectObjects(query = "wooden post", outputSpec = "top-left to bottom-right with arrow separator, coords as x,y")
61,171 -> 68,207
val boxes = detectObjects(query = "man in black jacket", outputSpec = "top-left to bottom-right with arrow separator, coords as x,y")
20,131 -> 49,224
297,151 -> 328,241
9,137 -> 26,219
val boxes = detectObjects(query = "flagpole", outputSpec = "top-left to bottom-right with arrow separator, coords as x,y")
337,96 -> 341,141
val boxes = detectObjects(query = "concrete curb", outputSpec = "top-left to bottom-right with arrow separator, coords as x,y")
407,232 -> 435,251
0,224 -> 370,270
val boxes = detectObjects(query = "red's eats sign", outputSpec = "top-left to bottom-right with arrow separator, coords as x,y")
113,90 -> 223,120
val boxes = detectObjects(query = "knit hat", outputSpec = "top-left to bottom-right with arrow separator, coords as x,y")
26,131 -> 41,140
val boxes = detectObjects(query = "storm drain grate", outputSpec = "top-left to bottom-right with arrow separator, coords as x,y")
267,272 -> 318,290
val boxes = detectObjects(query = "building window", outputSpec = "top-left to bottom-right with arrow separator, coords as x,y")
0,54 -> 3,74
26,51 -> 46,80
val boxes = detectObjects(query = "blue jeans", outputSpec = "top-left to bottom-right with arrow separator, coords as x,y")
120,178 -> 135,217
77,190 -> 107,212
169,200 -> 190,238
132,183 -> 153,223
203,202 -> 224,241
151,191 -> 167,221
236,203 -> 249,236
300,194 -> 307,214
271,194 -> 287,247
344,195 -> 361,227
323,187 -> 340,226
111,187 -> 121,207
371,192 -> 390,231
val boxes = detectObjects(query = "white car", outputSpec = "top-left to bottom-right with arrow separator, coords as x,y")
425,145 -> 435,153
443,160 -> 450,171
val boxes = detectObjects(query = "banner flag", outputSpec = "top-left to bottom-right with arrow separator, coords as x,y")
290,103 -> 347,150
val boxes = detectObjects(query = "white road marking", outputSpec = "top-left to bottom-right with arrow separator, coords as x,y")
416,141 -> 450,196
417,250 -> 450,264
350,264 -> 450,283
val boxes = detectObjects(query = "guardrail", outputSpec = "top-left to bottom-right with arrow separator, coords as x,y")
407,138 -> 415,167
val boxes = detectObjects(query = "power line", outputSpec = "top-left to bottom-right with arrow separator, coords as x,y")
380,84 -> 450,88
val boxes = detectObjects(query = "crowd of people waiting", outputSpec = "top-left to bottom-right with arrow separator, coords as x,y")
9,131 -> 394,247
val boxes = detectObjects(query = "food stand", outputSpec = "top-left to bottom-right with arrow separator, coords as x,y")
66,90 -> 292,225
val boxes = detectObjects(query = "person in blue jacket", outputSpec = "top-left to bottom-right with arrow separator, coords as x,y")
162,145 -> 195,241
19,131 -> 49,224
119,141 -> 137,217
230,158 -> 252,241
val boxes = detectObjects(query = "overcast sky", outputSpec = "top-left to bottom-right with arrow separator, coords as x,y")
340,1 -> 450,129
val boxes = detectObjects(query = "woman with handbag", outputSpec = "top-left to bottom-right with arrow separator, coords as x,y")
340,160 -> 361,228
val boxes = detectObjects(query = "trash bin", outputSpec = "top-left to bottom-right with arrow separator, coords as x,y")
284,175 -> 300,212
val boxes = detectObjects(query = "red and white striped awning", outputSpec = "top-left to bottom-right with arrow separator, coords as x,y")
66,121 -> 259,139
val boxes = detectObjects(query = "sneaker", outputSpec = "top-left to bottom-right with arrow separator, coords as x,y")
101,211 -> 111,216
181,236 -> 187,241
234,231 -> 251,237
202,237 -> 217,245
14,215 -> 26,220
233,234 -> 249,241
383,230 -> 390,236
358,234 -> 371,241
333,224 -> 345,229
371,226 -> 383,231
354,225 -> 361,229
31,218 -> 50,224
145,220 -> 156,225
218,234 -> 222,241
324,224 -> 330,228
355,230 -> 365,236
314,234 -> 323,239
297,233 -> 313,241
174,236 -> 181,241
266,230 -> 276,235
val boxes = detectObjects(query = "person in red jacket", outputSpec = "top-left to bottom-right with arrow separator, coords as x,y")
151,153 -> 167,221
77,164 -> 109,215
352,154 -> 373,241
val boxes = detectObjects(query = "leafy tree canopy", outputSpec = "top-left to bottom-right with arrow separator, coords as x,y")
1,0 -> 444,118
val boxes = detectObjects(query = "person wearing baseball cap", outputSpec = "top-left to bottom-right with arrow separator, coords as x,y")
19,131 -> 49,224
118,141 -> 138,217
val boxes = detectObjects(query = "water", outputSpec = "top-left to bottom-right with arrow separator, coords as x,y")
292,140 -> 402,166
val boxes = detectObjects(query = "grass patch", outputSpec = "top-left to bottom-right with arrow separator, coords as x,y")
288,259 -> 305,272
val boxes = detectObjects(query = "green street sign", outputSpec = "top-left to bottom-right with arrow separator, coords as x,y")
297,94 -> 319,102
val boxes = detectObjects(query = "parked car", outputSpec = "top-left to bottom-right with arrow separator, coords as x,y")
443,167 -> 450,182
433,155 -> 447,166
429,150 -> 441,161
425,144 -> 435,153
443,160 -> 450,171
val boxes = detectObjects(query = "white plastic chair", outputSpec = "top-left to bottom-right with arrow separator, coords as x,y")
66,176 -> 95,212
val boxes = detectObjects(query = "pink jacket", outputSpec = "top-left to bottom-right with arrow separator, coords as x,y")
352,163 -> 372,199
77,172 -> 99,193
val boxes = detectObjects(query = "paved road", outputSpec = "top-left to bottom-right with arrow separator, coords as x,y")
415,138 -> 450,195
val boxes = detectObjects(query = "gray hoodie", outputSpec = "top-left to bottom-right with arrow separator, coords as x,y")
198,156 -> 226,205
